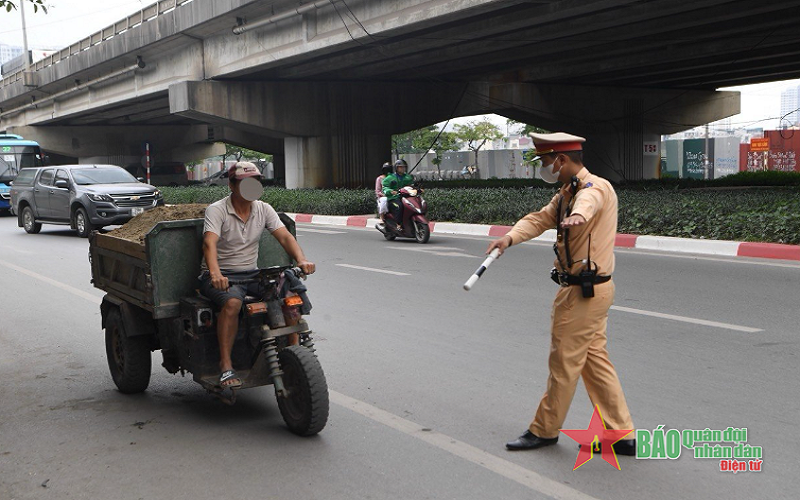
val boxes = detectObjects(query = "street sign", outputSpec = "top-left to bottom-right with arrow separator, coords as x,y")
750,138 -> 769,152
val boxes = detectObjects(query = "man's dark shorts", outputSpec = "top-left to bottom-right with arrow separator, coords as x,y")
199,269 -> 265,309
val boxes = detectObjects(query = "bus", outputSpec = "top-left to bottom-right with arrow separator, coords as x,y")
0,134 -> 45,212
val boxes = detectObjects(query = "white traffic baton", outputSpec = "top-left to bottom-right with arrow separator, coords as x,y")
463,248 -> 501,291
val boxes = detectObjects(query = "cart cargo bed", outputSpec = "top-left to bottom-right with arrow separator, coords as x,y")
89,215 -> 295,319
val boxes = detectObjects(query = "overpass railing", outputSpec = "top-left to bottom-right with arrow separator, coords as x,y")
0,0 -> 195,90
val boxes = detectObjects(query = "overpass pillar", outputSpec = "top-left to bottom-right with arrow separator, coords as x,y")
581,99 -> 662,182
285,134 -> 391,189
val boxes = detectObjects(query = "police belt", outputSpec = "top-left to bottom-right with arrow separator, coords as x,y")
550,270 -> 612,287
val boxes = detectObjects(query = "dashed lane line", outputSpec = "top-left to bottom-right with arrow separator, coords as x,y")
296,228 -> 346,234
296,223 -> 800,269
335,264 -> 410,276
611,305 -> 762,333
0,259 -> 102,305
330,390 -> 600,500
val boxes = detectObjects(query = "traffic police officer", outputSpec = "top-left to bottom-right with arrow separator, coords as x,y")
486,132 -> 635,455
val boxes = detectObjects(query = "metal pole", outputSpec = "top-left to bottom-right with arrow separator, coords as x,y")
20,0 -> 31,71
704,123 -> 710,180
145,142 -> 151,184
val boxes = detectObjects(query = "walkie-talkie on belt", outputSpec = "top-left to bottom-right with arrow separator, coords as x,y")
578,234 -> 597,298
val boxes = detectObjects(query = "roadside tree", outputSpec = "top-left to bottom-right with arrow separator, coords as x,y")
1,0 -> 47,13
453,119 -> 503,177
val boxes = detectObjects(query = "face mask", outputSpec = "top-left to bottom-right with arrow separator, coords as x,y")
239,177 -> 264,201
539,160 -> 560,184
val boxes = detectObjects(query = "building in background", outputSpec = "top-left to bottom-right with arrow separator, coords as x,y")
0,43 -> 24,68
780,86 -> 800,127
1,45 -> 57,78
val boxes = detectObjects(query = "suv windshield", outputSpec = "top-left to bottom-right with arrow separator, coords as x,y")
72,168 -> 138,185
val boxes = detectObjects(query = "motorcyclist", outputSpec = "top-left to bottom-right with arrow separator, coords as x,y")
382,159 -> 414,231
376,162 -> 393,225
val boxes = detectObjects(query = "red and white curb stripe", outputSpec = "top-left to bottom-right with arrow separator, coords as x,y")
285,213 -> 800,262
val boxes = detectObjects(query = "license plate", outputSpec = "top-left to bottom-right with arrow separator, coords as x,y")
131,207 -> 144,216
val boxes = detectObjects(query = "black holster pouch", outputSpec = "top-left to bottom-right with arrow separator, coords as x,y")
550,267 -> 561,285
578,269 -> 596,298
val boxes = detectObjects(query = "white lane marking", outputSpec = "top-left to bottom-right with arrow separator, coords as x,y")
330,390 -> 600,500
296,228 -> 346,234
335,264 -> 410,276
0,260 -> 102,305
0,245 -> 33,254
298,224 -> 800,269
610,305 -> 762,333
387,246 -> 480,259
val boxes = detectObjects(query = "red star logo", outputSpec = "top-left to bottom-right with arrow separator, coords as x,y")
560,405 -> 633,470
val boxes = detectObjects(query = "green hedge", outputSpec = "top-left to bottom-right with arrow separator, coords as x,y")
164,186 -> 375,215
161,186 -> 800,244
417,170 -> 800,189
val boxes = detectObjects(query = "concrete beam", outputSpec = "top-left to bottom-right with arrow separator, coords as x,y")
169,80 -> 486,138
488,83 -> 740,136
7,124 -> 215,159
487,83 -> 740,181
207,126 -> 284,156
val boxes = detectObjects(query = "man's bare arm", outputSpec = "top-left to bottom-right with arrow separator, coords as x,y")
272,227 -> 316,275
202,231 -> 229,290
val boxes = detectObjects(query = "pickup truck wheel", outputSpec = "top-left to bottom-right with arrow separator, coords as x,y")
105,308 -> 151,394
22,206 -> 41,234
75,207 -> 94,238
276,345 -> 329,436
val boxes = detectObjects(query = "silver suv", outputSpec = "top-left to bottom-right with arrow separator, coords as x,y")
10,164 -> 163,237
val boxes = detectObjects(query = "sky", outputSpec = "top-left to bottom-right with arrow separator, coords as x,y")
1,0 -> 798,133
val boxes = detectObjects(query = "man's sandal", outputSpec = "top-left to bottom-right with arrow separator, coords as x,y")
219,369 -> 242,389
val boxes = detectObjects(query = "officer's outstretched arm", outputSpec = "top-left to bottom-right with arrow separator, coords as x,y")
506,193 -> 560,244
486,194 -> 560,255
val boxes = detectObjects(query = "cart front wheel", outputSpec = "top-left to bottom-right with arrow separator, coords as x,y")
105,308 -> 152,394
276,345 -> 329,436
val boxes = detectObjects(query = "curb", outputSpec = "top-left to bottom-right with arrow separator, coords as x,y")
284,213 -> 800,262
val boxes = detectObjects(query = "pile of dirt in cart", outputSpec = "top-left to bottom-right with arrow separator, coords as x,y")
108,204 -> 208,244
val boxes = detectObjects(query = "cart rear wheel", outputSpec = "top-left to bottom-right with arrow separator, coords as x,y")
105,308 -> 151,394
276,345 -> 329,436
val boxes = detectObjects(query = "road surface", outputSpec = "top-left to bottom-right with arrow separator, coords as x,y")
0,215 -> 796,500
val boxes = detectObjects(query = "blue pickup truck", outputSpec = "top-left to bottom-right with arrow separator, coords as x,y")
0,134 -> 44,213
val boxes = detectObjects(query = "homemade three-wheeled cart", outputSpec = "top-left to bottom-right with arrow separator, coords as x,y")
88,215 -> 328,436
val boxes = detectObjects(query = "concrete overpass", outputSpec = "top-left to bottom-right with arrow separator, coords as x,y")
1,0 -> 798,186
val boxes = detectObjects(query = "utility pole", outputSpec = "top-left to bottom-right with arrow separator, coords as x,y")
20,0 -> 31,71
704,123 -> 710,180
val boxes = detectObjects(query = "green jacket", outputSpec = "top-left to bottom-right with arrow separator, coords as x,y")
382,172 -> 414,200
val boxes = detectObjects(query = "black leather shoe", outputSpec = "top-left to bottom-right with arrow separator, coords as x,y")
579,439 -> 636,456
506,431 -> 559,451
